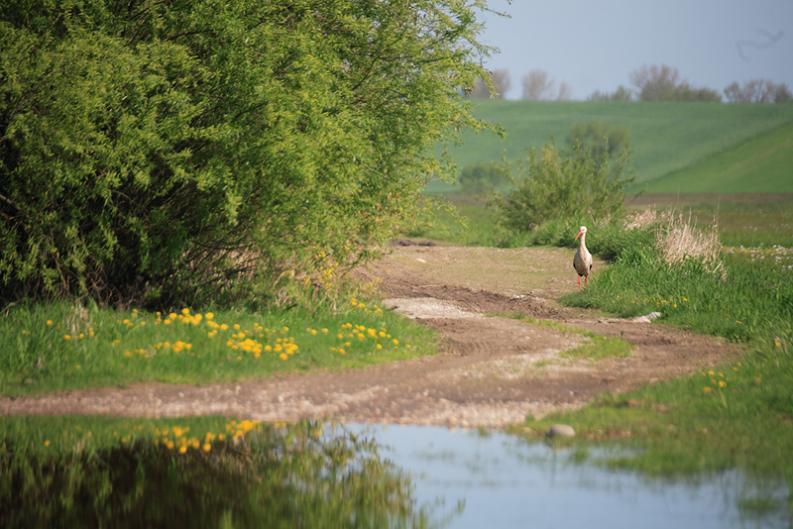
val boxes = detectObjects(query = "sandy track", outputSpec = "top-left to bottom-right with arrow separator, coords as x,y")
0,244 -> 738,427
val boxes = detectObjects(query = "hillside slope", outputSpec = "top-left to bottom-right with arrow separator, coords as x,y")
637,121 -> 793,193
432,101 -> 793,193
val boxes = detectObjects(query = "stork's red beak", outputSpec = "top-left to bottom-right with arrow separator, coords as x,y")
575,230 -> 583,241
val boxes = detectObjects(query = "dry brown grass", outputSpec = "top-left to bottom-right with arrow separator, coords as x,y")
625,208 -> 668,230
655,212 -> 722,273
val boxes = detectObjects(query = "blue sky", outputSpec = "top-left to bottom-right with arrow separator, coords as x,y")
476,0 -> 793,99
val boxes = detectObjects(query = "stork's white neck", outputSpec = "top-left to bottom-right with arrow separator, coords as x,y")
578,232 -> 588,250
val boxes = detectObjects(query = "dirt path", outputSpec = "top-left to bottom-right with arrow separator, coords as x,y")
0,244 -> 738,427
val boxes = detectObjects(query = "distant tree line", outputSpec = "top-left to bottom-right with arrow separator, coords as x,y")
467,68 -> 571,101
723,79 -> 792,103
590,64 -> 791,104
469,63 -> 791,104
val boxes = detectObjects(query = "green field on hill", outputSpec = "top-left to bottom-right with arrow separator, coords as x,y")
431,101 -> 793,194
638,121 -> 793,193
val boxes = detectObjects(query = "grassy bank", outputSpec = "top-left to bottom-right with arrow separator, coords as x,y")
516,239 -> 793,510
0,301 -> 436,395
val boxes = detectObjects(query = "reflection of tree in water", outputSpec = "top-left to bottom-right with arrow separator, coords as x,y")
0,419 -> 431,529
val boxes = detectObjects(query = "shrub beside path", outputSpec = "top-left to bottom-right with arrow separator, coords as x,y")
0,244 -> 737,427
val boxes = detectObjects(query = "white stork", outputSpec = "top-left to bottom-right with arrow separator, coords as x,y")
573,225 -> 593,287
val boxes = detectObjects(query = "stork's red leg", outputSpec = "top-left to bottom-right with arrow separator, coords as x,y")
577,275 -> 581,287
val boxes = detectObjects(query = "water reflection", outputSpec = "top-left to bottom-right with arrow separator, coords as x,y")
0,417 -> 430,529
1,418 -> 789,529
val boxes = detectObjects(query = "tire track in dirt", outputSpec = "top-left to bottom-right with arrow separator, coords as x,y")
0,244 -> 739,427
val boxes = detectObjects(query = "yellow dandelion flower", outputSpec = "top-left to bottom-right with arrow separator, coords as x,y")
392,338 -> 399,346
321,328 -> 329,334
718,380 -> 727,388
202,443 -> 211,453
181,308 -> 190,315
205,312 -> 215,320
703,386 -> 712,393
46,320 -> 54,327
172,426 -> 188,437
281,326 -> 289,333
43,440 -> 50,447
64,335 -> 72,341
178,445 -> 187,454
376,344 -> 383,350
264,345 -> 272,352
279,353 -> 288,361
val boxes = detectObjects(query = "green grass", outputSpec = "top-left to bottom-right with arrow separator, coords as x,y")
430,100 -> 793,193
406,196 -> 525,247
411,194 -> 793,249
515,248 -> 793,510
638,121 -> 793,193
501,314 -> 631,360
643,196 -> 793,247
0,300 -> 436,395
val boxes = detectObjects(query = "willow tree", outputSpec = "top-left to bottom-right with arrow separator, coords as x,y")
0,0 -> 491,305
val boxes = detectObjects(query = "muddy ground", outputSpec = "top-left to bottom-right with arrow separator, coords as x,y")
0,244 -> 738,427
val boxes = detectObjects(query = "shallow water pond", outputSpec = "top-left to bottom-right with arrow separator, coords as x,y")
0,417 -> 789,528
350,424 -> 791,529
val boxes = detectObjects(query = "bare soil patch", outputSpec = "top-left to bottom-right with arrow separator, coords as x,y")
0,245 -> 738,427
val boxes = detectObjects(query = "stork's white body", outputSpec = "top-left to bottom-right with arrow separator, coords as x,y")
573,226 -> 593,286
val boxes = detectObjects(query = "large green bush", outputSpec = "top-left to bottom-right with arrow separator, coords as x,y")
0,0 -> 487,306
500,140 -> 632,233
